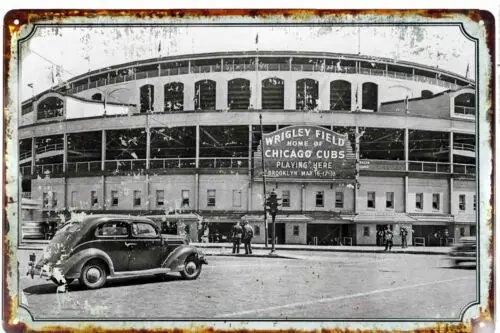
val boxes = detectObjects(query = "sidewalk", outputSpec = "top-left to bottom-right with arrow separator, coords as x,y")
18,240 -> 451,256
194,242 -> 451,256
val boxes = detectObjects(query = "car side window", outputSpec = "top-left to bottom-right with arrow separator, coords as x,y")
96,221 -> 129,237
131,222 -> 158,238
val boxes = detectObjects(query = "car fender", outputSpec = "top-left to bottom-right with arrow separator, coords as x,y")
58,248 -> 115,278
162,245 -> 201,270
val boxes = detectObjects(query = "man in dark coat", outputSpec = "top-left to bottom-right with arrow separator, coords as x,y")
242,221 -> 254,255
231,222 -> 243,254
400,227 -> 408,248
384,226 -> 394,251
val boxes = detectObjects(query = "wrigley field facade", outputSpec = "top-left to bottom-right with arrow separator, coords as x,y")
19,51 -> 477,247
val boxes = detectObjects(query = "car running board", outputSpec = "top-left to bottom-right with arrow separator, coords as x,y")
111,267 -> 171,278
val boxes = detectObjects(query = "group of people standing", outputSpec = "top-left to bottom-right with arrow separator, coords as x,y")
231,221 -> 254,255
377,226 -> 409,251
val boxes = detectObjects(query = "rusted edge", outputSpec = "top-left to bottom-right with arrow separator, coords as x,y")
2,8 -> 495,333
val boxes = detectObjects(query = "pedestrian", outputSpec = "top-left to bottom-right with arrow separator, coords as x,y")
377,229 -> 384,247
242,221 -> 254,255
400,227 -> 408,248
231,222 -> 243,254
384,226 -> 393,251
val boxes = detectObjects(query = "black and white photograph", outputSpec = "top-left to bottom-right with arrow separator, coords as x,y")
3,8 -> 495,332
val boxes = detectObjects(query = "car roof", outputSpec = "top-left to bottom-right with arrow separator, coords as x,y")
79,214 -> 155,226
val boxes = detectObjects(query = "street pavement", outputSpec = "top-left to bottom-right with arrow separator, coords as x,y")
16,249 -> 476,320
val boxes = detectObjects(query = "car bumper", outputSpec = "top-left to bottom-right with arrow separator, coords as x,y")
33,265 -> 72,284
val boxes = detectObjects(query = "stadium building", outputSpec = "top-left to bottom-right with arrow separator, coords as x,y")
18,51 -> 477,246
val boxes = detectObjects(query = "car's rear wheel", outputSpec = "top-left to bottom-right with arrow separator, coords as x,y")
180,255 -> 202,280
79,260 -> 107,289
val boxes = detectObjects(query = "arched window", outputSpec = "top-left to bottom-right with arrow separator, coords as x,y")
330,80 -> 351,111
454,93 -> 475,116
261,77 -> 284,109
91,93 -> 103,101
421,90 -> 433,99
194,80 -> 216,110
362,82 -> 378,111
296,79 -> 319,110
228,78 -> 251,110
164,82 -> 184,111
140,84 -> 154,112
37,96 -> 64,120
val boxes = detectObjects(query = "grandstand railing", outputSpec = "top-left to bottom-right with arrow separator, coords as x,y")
65,59 -> 465,95
23,159 -> 475,175
198,157 -> 249,168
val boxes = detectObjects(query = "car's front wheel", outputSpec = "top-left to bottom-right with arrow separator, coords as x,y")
180,255 -> 202,280
79,260 -> 108,289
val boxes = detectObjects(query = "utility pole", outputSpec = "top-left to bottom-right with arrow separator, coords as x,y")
259,113 -> 268,248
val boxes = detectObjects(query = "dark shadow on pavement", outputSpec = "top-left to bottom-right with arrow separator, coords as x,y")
23,274 -> 185,295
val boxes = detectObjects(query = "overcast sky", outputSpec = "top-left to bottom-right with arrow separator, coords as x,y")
20,25 -> 476,100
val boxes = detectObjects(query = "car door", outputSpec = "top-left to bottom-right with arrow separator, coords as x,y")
128,221 -> 163,271
94,220 -> 131,272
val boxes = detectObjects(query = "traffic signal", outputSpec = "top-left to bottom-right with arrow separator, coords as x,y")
266,190 -> 281,217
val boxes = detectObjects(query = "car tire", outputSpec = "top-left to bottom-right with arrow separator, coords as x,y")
65,278 -> 74,285
180,255 -> 202,280
79,260 -> 108,289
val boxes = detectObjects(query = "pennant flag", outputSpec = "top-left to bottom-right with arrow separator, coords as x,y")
158,41 -> 162,53
27,83 -> 33,88
465,63 -> 470,78
355,86 -> 359,105
404,95 -> 409,112
255,33 -> 259,44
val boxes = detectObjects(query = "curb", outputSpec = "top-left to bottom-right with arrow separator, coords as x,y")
194,245 -> 450,256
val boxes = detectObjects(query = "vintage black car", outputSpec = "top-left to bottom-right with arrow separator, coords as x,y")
33,215 -> 207,289
448,236 -> 476,267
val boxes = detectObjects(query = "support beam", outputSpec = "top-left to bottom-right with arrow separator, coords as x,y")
101,129 -> 106,171
404,128 -> 409,171
449,131 -> 454,173
195,125 -> 200,168
63,133 -> 67,172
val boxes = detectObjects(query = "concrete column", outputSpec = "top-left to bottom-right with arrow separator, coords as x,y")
146,120 -> 150,170
216,78 -> 226,110
184,80 -> 194,111
248,124 -> 252,172
449,131 -> 454,173
195,125 -> 200,168
146,174 -> 151,211
351,81 -> 360,111
404,128 -> 409,171
301,184 -> 306,213
31,137 -> 36,173
404,175 -> 409,213
63,133 -> 67,172
449,178 -> 454,215
154,83 -> 162,112
251,56 -> 260,109
284,76 -> 295,110
102,175 -> 106,211
319,79 -> 329,111
354,126 -> 360,214
101,129 -> 106,171
194,173 -> 199,211
101,129 -> 107,211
